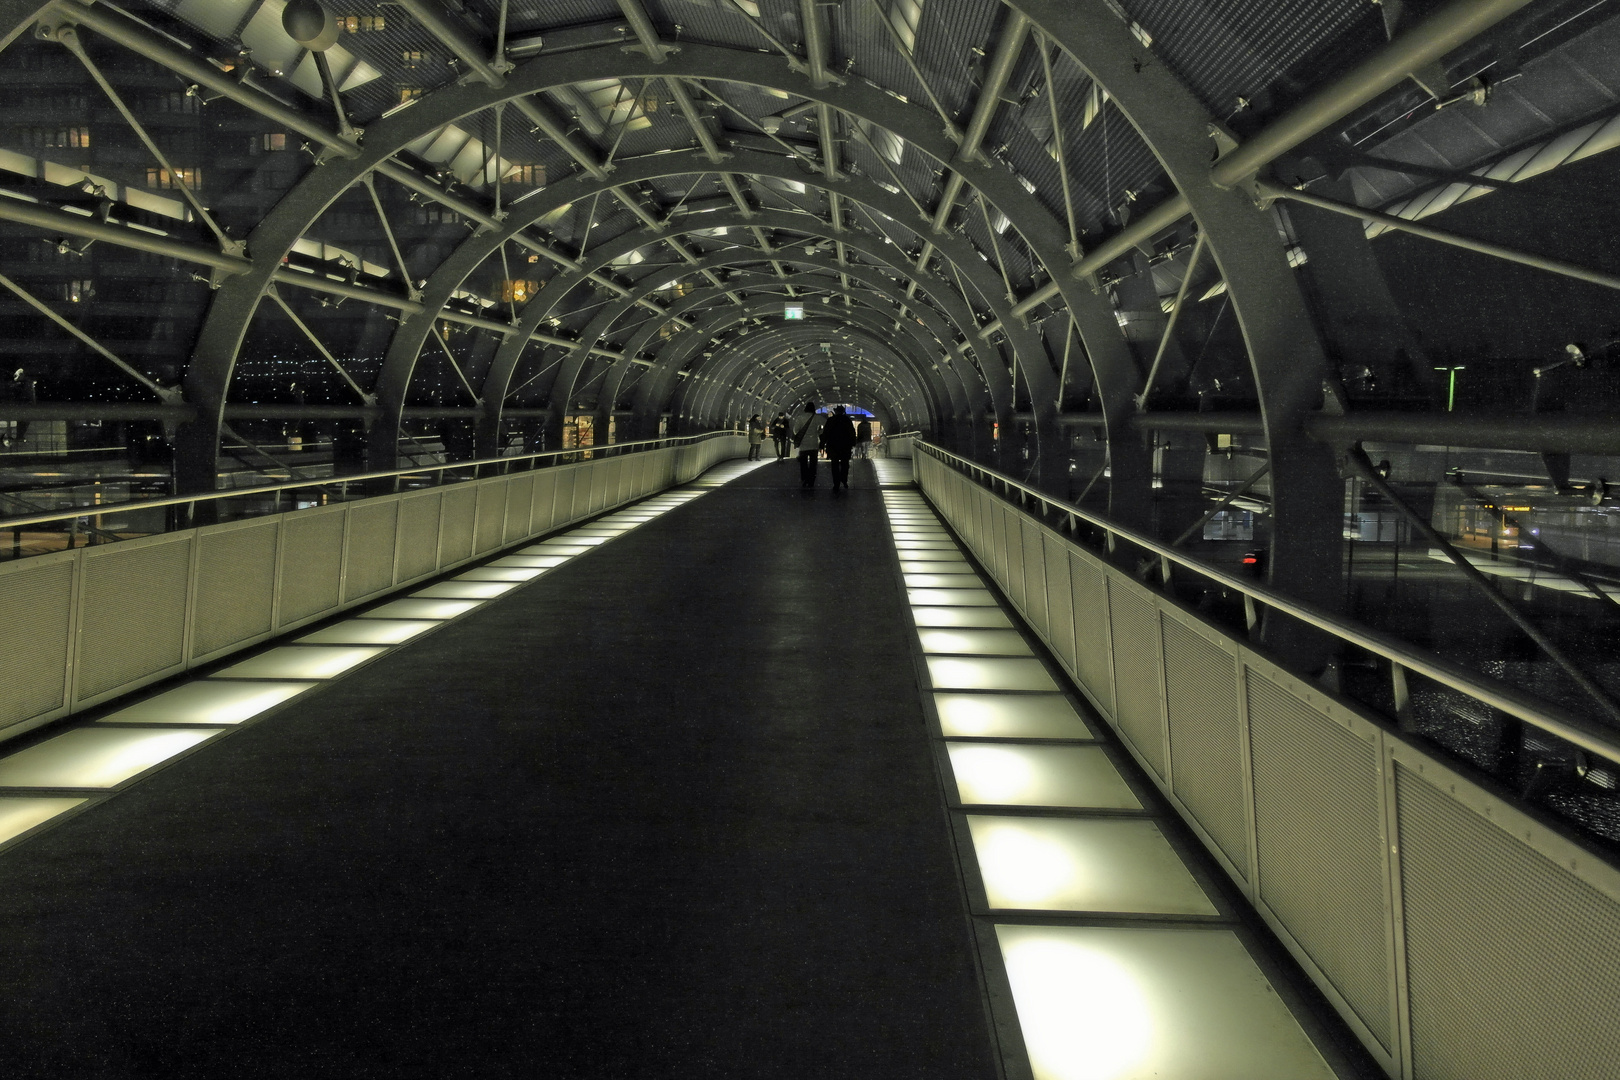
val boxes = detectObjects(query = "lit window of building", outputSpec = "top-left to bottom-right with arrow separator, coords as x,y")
499,279 -> 540,303
261,133 -> 287,151
146,167 -> 202,190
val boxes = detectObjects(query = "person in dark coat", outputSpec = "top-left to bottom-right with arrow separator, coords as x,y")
770,412 -> 790,459
821,405 -> 858,491
792,402 -> 827,488
855,418 -> 872,458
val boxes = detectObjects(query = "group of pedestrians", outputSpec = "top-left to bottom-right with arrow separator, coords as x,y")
744,403 -> 872,490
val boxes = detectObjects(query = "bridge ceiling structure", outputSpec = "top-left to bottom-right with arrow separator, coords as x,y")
2,0 -> 1619,587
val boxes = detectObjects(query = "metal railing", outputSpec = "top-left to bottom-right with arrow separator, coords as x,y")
0,431 -> 734,561
916,440 -> 1620,767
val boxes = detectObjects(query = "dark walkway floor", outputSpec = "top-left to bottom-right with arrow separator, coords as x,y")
0,458 -> 998,1079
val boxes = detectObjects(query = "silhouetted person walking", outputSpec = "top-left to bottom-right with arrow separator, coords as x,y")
747,414 -> 766,460
822,405 -> 857,491
855,418 -> 872,458
770,412 -> 790,459
792,402 -> 826,488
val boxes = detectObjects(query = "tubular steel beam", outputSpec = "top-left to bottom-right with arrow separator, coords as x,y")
0,197 -> 250,274
930,11 -> 1028,233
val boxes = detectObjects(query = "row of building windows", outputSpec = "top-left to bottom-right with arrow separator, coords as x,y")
14,126 -> 90,149
146,167 -> 201,190
338,15 -> 387,32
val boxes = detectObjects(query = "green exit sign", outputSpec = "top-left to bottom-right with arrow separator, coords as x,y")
783,304 -> 804,320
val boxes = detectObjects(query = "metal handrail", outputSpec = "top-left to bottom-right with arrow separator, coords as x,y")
0,430 -> 738,532
917,440 -> 1620,765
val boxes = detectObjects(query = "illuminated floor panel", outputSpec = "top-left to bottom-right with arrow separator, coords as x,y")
898,551 -> 974,563
995,924 -> 1335,1080
901,560 -> 970,575
911,607 -> 1014,628
909,589 -> 999,607
100,680 -> 312,724
298,619 -> 438,645
454,567 -> 547,581
947,743 -> 1139,809
409,581 -> 515,599
907,573 -> 987,589
366,598 -> 486,619
918,628 -> 1031,655
215,646 -> 388,680
0,797 -> 86,844
521,543 -> 592,556
554,535 -> 610,546
927,656 -> 1059,691
0,728 -> 218,789
935,692 -> 1094,739
966,815 -> 1216,915
895,540 -> 959,550
490,555 -> 567,568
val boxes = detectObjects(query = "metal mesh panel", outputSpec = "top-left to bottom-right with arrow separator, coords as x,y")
553,470 -> 577,526
1020,520 -> 1048,635
1042,534 -> 1075,675
530,473 -> 557,535
0,560 -> 72,728
77,538 -> 191,700
1108,580 -> 1167,779
395,493 -> 441,582
438,487 -> 476,566
343,502 -> 398,603
504,476 -> 535,543
571,466 -> 593,520
1249,670 -> 1392,1052
192,523 -> 277,658
1163,618 -> 1249,877
473,483 -> 506,554
1070,553 -> 1114,715
279,511 -> 345,624
1398,766 -> 1620,1080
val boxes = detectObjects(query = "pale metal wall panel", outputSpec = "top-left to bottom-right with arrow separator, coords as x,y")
1249,667 -> 1394,1055
1000,506 -> 1023,607
280,509 -> 346,623
504,475 -> 535,543
530,472 -> 557,535
343,502 -> 398,603
1163,616 -> 1249,878
1020,519 -> 1048,636
0,557 -> 73,730
1397,762 -> 1620,1080
192,521 -> 278,659
396,493 -> 442,583
438,486 -> 477,566
1070,551 -> 1114,717
473,482 -> 506,554
571,464 -> 593,520
1042,534 -> 1075,674
76,535 -> 192,702
1107,578 -> 1168,780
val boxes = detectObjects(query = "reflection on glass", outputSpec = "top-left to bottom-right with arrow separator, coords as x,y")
215,646 -> 388,680
0,797 -> 86,845
995,925 -> 1334,1080
934,692 -> 1090,737
967,816 -> 1217,914
298,619 -> 438,645
100,680 -> 310,724
947,744 -> 1139,808
0,727 -> 217,788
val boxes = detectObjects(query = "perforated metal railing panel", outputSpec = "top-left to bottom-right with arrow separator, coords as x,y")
473,483 -> 507,554
396,493 -> 442,583
1069,552 -> 1114,716
193,523 -> 277,658
1020,520 -> 1048,635
504,476 -> 535,544
278,511 -> 345,625
76,538 -> 191,701
343,502 -> 398,604
1397,764 -> 1620,1080
0,560 -> 72,728
1162,617 -> 1250,878
1041,533 -> 1075,674
438,486 -> 477,565
1249,669 -> 1394,1054
1107,579 -> 1168,779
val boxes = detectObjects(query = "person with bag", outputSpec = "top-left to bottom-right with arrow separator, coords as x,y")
747,414 -> 766,460
770,412 -> 790,459
821,405 -> 858,491
791,402 -> 826,489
